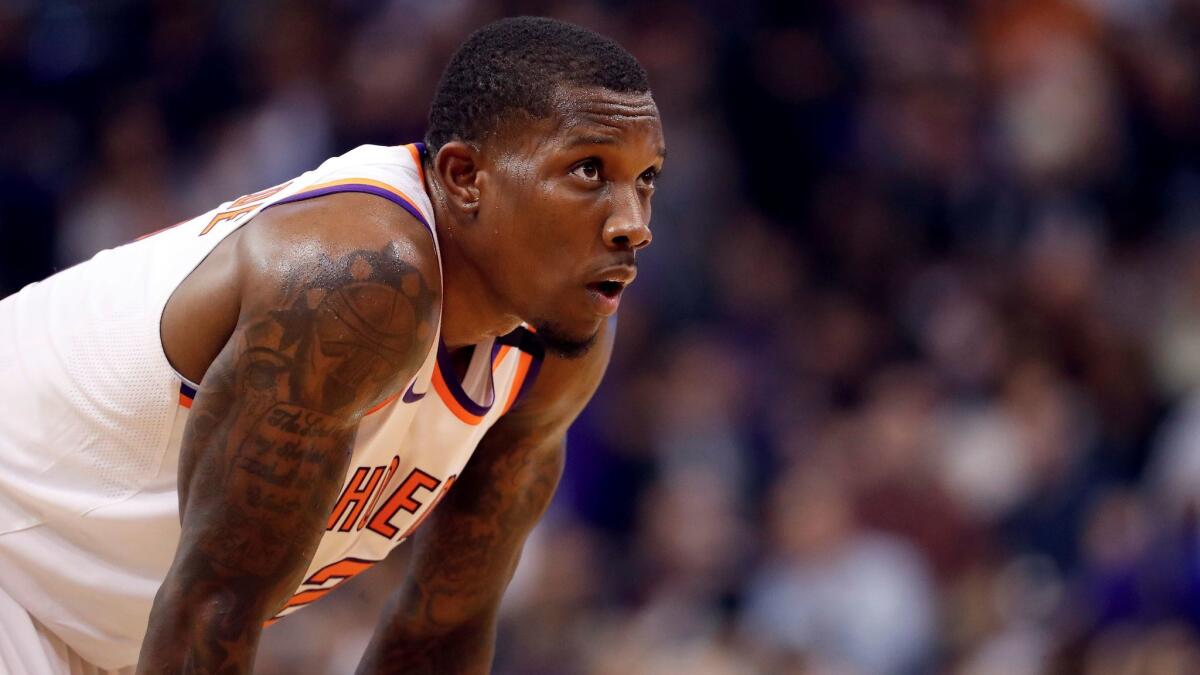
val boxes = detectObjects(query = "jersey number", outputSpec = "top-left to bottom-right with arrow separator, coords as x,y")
265,556 -> 379,626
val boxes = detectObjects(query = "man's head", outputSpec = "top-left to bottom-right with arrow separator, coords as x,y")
426,17 -> 665,358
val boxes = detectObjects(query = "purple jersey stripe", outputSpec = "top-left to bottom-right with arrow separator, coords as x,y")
435,339 -> 495,417
268,184 -> 431,231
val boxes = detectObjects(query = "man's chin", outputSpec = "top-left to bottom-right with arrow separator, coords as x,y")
531,320 -> 598,359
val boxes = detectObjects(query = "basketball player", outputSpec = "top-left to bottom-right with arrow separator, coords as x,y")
0,16 -> 663,674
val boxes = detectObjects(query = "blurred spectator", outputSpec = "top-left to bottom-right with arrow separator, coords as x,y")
740,464 -> 935,675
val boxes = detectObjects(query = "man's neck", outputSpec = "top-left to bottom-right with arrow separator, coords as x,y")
427,188 -> 523,350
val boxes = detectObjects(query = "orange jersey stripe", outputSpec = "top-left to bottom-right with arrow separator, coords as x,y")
264,588 -> 332,626
178,393 -> 193,409
493,344 -> 512,367
503,352 -> 534,415
302,177 -> 428,223
364,391 -> 400,416
406,144 -> 426,185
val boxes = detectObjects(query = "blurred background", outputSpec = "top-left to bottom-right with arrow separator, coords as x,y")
3,0 -> 1200,673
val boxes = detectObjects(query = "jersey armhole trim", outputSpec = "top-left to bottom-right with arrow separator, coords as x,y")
266,179 -> 432,231
497,326 -> 545,415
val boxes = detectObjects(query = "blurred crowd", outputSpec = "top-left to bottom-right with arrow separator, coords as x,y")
4,0 -> 1200,673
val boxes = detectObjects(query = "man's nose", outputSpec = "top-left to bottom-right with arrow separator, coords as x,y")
602,190 -> 652,250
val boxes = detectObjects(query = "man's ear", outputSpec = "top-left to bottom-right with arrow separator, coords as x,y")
433,141 -> 481,215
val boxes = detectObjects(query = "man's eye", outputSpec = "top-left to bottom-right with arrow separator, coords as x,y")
571,160 -> 601,182
640,168 -> 659,188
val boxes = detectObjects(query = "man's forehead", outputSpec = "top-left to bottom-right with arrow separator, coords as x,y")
489,85 -> 663,156
553,84 -> 659,130
558,85 -> 655,113
550,85 -> 664,152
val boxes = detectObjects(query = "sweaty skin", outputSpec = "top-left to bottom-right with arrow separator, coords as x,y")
144,84 -> 663,674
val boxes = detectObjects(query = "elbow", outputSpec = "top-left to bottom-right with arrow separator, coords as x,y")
391,587 -> 501,641
146,577 -> 271,643
139,582 -> 268,671
192,586 -> 263,629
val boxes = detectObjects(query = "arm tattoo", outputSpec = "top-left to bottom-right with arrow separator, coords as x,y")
138,243 -> 437,675
356,426 -> 565,675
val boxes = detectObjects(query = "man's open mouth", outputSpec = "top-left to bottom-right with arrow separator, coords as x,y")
587,280 -> 626,298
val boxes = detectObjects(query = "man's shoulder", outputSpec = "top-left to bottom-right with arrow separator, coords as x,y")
237,190 -> 440,294
231,187 -> 444,326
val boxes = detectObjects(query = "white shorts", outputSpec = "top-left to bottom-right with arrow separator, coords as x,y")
0,585 -> 133,675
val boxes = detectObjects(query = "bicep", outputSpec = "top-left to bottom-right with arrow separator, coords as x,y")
169,322 -> 358,616
167,229 -> 439,618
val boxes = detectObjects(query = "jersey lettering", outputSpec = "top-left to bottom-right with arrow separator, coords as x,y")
357,455 -> 401,531
399,474 -> 457,541
325,465 -> 386,531
266,467 -> 456,624
366,468 -> 441,538
324,461 -> 448,540
200,180 -> 293,235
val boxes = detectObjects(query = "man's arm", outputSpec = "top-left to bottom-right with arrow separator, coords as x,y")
138,195 -> 439,674
355,320 -> 617,675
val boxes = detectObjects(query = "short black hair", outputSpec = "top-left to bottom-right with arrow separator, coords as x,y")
425,16 -> 650,154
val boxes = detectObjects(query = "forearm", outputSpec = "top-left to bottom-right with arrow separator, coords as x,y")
136,576 -> 267,674
355,431 -> 566,674
355,612 -> 497,675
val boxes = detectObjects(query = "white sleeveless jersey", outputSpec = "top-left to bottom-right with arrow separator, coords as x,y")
0,144 -> 544,669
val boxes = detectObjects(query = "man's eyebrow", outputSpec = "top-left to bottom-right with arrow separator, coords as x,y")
563,135 -> 668,159
564,134 -> 619,148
